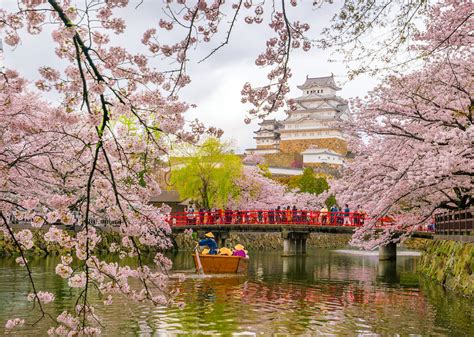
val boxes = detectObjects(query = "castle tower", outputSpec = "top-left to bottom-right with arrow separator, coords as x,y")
250,119 -> 282,154
278,75 -> 349,166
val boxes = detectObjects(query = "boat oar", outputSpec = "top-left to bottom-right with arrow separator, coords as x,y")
194,244 -> 205,275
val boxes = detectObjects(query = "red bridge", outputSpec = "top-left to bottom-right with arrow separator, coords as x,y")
168,209 -> 433,259
167,209 -> 431,231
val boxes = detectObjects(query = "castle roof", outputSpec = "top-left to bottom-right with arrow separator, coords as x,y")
297,75 -> 341,90
258,119 -> 278,125
301,147 -> 343,157
254,119 -> 283,133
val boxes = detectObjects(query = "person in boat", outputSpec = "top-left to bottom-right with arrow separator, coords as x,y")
218,246 -> 233,256
198,232 -> 218,255
232,244 -> 247,258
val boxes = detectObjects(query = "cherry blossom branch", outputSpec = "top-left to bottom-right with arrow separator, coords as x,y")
0,211 -> 55,326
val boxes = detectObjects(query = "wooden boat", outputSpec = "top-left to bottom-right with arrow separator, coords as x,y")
192,254 -> 248,274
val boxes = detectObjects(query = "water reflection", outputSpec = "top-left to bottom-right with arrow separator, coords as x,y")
377,260 -> 398,283
0,249 -> 472,336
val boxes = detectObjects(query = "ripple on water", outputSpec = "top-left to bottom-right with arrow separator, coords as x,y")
0,251 -> 472,336
333,249 -> 422,256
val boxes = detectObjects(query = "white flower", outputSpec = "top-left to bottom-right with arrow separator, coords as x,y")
55,264 -> 73,279
15,256 -> 27,266
5,318 -> 24,329
27,291 -> 55,304
67,272 -> 86,288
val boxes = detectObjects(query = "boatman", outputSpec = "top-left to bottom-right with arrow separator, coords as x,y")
198,232 -> 218,255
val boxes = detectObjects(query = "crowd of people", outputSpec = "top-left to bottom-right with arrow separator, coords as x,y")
177,205 -> 367,226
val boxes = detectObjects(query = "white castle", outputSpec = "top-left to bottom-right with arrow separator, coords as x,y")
246,75 -> 350,167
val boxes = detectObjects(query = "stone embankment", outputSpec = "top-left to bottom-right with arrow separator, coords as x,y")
0,231 -> 158,257
173,232 -> 352,251
418,240 -> 473,298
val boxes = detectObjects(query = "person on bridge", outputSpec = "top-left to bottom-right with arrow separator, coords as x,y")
225,208 -> 232,224
199,232 -> 218,255
320,206 -> 328,225
328,205 -> 336,224
343,204 -> 351,226
275,206 -> 281,223
292,206 -> 298,224
286,206 -> 292,224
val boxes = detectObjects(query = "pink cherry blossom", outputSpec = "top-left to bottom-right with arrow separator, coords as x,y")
68,272 -> 87,288
334,0 -> 473,249
55,264 -> 73,279
27,291 -> 55,304
5,318 -> 25,329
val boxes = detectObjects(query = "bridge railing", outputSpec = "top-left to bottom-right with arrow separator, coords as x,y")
435,208 -> 473,236
165,210 -> 431,231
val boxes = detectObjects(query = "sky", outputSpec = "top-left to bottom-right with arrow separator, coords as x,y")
1,0 -> 380,153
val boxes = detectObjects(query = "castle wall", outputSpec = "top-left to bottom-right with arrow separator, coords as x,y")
263,153 -> 303,168
280,138 -> 347,155
256,145 -> 278,150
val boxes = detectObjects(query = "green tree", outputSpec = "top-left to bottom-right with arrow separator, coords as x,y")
256,163 -> 272,178
325,195 -> 337,208
298,167 -> 329,195
170,138 -> 242,209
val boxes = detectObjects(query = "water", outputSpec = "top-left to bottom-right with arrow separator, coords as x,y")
0,249 -> 472,336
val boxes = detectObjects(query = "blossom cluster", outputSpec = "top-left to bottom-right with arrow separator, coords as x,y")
333,0 -> 473,249
230,166 -> 323,210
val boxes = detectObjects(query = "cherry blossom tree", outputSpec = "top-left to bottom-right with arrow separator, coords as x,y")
1,0 -> 197,333
0,0 -> 314,332
231,166 -> 322,209
0,0 -> 470,333
334,0 -> 473,249
319,0 -> 473,78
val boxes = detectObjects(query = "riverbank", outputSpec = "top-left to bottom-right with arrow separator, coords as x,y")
173,232 -> 353,251
0,231 -> 158,257
173,232 -> 432,251
418,240 -> 473,298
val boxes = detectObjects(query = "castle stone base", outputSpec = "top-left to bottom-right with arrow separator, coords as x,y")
279,138 -> 347,154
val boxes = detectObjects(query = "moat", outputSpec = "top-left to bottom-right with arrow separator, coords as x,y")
0,249 -> 472,336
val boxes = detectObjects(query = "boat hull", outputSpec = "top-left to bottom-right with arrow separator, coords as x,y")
192,254 -> 248,274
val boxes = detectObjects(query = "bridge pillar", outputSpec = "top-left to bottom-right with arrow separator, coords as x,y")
295,238 -> 302,254
377,260 -> 398,283
281,231 -> 309,256
283,237 -> 291,255
379,242 -> 397,261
